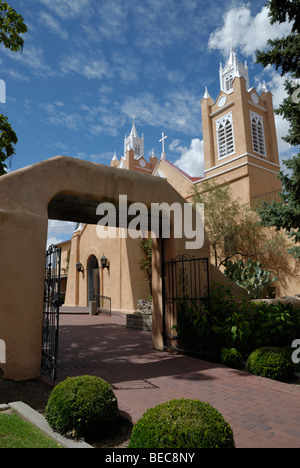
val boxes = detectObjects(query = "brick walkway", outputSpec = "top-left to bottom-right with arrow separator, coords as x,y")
44,312 -> 300,448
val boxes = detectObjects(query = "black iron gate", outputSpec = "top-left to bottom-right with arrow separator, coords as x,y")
162,254 -> 210,356
42,245 -> 61,380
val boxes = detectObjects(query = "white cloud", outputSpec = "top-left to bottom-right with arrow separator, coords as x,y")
255,65 -> 287,109
1,43 -> 53,78
40,102 -> 83,130
38,0 -> 90,20
39,11 -> 68,39
121,91 -> 202,135
47,236 -> 63,249
59,53 -> 109,80
95,0 -> 128,42
2,67 -> 30,81
48,220 -> 76,234
174,138 -> 205,177
60,52 -> 109,79
47,220 -> 76,248
209,5 -> 292,58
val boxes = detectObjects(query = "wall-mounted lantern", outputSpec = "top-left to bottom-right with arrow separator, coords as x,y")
100,254 -> 109,271
76,261 -> 84,274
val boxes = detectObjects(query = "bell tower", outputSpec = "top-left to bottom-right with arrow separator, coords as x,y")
124,117 -> 144,159
219,47 -> 250,93
200,48 -> 281,203
110,119 -> 157,174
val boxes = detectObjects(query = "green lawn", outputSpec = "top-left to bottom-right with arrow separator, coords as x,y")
0,412 -> 63,448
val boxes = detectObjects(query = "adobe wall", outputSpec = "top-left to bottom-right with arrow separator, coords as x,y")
65,225 -> 150,312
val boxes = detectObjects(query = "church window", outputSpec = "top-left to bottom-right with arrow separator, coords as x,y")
250,111 -> 266,156
216,112 -> 235,159
225,75 -> 233,92
135,145 -> 140,156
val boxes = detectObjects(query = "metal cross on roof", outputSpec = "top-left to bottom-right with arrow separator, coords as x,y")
159,132 -> 168,155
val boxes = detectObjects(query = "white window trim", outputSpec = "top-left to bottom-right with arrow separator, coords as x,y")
250,110 -> 266,157
225,74 -> 233,92
216,112 -> 235,160
204,152 -> 280,174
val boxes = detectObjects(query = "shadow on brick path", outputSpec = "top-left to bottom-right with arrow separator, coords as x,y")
41,312 -> 300,449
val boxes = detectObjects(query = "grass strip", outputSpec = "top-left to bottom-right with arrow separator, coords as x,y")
0,412 -> 63,448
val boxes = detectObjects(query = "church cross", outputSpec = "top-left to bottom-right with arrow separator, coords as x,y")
159,132 -> 168,155
225,34 -> 240,50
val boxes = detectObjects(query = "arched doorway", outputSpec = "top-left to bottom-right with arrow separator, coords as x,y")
87,255 -> 100,307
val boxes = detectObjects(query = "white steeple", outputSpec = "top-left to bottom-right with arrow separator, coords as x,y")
262,80 -> 268,92
124,117 -> 144,159
219,46 -> 250,93
202,86 -> 211,100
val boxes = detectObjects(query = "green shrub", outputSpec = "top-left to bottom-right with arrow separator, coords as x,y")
183,283 -> 299,363
247,347 -> 295,382
221,347 -> 244,370
128,399 -> 235,448
45,375 -> 118,438
224,259 -> 277,299
284,346 -> 300,373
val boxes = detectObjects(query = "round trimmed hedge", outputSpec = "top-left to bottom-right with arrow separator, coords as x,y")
45,375 -> 118,438
247,347 -> 295,382
128,399 -> 235,448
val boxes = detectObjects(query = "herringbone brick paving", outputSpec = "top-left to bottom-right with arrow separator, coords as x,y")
46,312 -> 300,448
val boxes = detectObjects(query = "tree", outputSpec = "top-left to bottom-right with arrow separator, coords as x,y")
192,180 -> 267,268
257,157 -> 300,258
192,180 -> 296,295
0,114 -> 17,175
256,0 -> 300,258
0,1 -> 27,52
0,1 -> 27,174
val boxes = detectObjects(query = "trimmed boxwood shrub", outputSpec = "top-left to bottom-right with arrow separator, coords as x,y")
128,399 -> 235,448
247,347 -> 295,382
45,375 -> 118,438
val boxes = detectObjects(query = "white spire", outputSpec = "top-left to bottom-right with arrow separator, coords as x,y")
262,80 -> 268,92
228,46 -> 235,66
130,116 -> 137,137
203,86 -> 211,99
124,117 -> 144,159
219,45 -> 250,93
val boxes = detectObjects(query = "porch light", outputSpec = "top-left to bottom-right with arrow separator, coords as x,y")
76,261 -> 84,274
101,254 -> 109,270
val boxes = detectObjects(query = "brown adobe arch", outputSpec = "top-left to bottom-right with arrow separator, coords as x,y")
0,156 -> 211,381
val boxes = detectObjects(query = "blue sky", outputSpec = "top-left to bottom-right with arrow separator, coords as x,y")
0,0 -> 294,244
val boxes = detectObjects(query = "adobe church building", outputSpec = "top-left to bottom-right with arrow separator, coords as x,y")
0,49 -> 298,382
62,48 -> 298,312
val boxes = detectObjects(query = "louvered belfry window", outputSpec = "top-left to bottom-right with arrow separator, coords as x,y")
250,111 -> 266,156
225,75 -> 233,92
216,112 -> 235,159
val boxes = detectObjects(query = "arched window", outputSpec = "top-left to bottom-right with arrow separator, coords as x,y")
250,111 -> 266,156
225,75 -> 233,92
216,112 -> 235,159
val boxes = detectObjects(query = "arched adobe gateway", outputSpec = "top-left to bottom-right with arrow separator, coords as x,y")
0,156 -> 243,381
